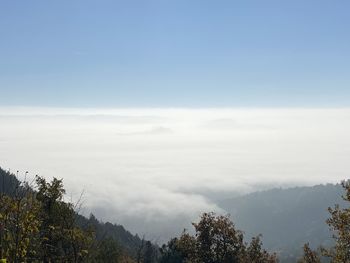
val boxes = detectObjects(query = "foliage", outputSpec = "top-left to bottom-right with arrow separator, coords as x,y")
159,238 -> 184,263
8,167 -> 350,263
160,212 -> 278,263
246,235 -> 279,263
35,176 -> 94,262
0,191 -> 41,262
219,183 -> 344,258
297,243 -> 321,263
0,175 -> 93,262
94,237 -> 121,262
0,169 -> 138,263
298,180 -> 350,263
323,180 -> 350,262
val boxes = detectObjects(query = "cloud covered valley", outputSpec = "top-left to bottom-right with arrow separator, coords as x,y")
0,107 -> 349,242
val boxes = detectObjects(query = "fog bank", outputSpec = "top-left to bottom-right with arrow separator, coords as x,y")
0,107 -> 349,241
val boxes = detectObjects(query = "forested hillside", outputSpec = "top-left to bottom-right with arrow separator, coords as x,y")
1,166 -> 350,263
0,167 -> 157,262
219,184 -> 345,261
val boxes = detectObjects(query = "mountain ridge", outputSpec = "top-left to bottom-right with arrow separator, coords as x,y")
218,183 -> 346,261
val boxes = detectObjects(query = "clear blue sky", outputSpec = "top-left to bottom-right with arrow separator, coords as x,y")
0,0 -> 349,107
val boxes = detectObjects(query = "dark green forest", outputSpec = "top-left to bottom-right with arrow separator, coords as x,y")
0,167 -> 349,263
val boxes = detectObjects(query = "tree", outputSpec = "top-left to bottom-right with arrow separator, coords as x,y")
298,243 -> 321,263
246,235 -> 278,263
0,168 -> 144,262
159,238 -> 184,263
143,241 -> 157,263
35,176 -> 93,262
193,213 -> 245,263
298,180 -> 350,263
324,180 -> 350,262
170,212 -> 278,263
0,175 -> 94,263
0,177 -> 40,263
95,237 -> 121,263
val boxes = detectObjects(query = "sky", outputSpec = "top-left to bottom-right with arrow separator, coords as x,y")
1,0 -> 350,107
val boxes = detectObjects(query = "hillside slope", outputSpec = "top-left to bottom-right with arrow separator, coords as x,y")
219,184 -> 346,260
0,167 -> 148,259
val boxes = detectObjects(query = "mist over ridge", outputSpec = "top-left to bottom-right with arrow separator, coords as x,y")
0,107 -> 349,241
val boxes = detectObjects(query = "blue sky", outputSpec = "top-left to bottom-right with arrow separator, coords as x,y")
0,0 -> 349,107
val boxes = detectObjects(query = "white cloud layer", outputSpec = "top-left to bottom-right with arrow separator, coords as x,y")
0,107 -> 349,241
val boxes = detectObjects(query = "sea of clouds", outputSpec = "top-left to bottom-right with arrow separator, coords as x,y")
0,107 -> 349,242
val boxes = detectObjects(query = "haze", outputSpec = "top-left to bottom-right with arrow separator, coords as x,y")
0,107 -> 349,240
